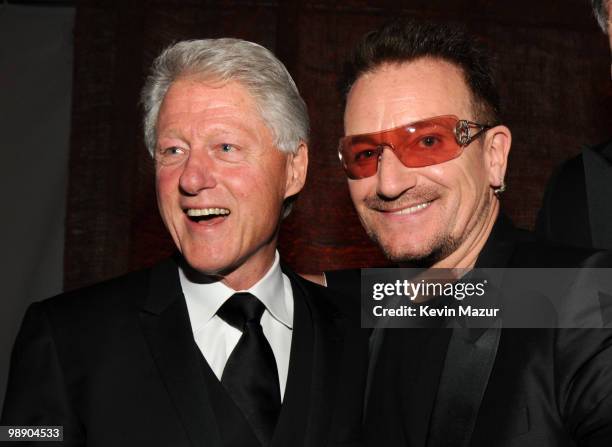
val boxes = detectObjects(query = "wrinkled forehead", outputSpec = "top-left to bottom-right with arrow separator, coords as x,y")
343,59 -> 475,136
160,76 -> 270,125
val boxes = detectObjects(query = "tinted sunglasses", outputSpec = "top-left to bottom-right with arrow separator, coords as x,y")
338,115 -> 493,180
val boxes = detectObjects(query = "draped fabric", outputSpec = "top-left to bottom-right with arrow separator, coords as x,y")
65,0 -> 612,290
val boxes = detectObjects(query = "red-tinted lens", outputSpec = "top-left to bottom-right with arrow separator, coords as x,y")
339,115 -> 463,179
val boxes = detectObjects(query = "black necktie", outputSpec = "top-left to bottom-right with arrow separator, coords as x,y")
217,292 -> 281,446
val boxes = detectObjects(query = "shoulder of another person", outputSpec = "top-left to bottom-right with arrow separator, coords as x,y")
589,138 -> 612,159
324,269 -> 361,292
510,239 -> 612,267
553,326 -> 612,438
287,266 -> 361,320
548,152 -> 585,187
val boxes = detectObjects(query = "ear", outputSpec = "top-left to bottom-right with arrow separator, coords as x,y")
483,125 -> 511,189
284,141 -> 308,199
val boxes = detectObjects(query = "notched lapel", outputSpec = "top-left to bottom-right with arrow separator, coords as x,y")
276,270 -> 348,447
139,258 -> 222,447
426,322 -> 501,447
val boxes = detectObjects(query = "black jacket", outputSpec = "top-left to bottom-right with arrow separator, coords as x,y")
536,140 -> 612,250
327,216 -> 612,447
1,256 -> 368,447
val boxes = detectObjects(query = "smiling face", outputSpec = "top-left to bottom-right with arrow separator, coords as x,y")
155,77 -> 307,289
344,58 -> 509,268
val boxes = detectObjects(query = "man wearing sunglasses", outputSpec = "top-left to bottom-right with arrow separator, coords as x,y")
324,19 -> 612,447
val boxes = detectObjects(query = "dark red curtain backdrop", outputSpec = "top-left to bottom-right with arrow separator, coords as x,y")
64,0 -> 612,290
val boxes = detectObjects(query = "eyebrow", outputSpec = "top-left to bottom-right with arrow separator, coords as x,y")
348,134 -> 385,145
157,121 -> 264,148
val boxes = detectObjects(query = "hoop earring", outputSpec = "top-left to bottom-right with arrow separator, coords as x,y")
493,180 -> 506,195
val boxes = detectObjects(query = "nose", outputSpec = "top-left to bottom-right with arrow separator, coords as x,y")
178,149 -> 217,195
376,147 -> 417,199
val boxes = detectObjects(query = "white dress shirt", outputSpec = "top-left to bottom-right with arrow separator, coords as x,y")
180,252 -> 294,399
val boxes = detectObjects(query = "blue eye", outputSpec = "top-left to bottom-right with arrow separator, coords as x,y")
220,143 -> 234,153
156,146 -> 188,166
160,146 -> 184,157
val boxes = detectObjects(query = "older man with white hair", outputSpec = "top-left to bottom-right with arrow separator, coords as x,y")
1,39 -> 367,447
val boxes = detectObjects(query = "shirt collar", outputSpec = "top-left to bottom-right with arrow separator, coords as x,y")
179,251 -> 293,333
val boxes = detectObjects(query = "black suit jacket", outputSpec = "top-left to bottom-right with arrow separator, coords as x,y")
1,257 -> 368,447
536,140 -> 612,250
327,216 -> 612,447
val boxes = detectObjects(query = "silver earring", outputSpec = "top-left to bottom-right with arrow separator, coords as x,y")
493,180 -> 506,195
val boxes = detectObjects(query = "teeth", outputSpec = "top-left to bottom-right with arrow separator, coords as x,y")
391,201 -> 432,215
186,208 -> 230,216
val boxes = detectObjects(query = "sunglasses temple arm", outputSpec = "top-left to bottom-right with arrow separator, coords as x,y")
468,124 -> 493,144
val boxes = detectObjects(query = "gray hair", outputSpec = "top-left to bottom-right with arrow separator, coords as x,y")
592,0 -> 610,34
141,38 -> 309,156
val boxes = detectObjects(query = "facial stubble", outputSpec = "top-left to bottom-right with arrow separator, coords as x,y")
362,188 -> 492,268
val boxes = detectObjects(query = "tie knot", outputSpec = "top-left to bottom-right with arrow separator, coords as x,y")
217,292 -> 266,331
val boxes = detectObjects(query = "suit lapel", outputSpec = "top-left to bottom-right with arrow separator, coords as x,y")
363,327 -> 384,420
272,268 -> 347,447
423,216 -> 514,447
139,258 -> 222,447
271,272 -> 312,447
425,323 -> 501,447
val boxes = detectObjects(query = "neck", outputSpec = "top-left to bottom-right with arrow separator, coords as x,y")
182,242 -> 278,291
432,198 -> 499,270
221,245 -> 278,291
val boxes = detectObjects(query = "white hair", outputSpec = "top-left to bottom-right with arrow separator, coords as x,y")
592,0 -> 610,34
141,38 -> 309,156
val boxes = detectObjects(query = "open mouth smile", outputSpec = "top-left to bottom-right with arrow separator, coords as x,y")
185,207 -> 231,223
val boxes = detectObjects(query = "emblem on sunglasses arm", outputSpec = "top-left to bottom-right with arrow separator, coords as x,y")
455,120 -> 472,146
